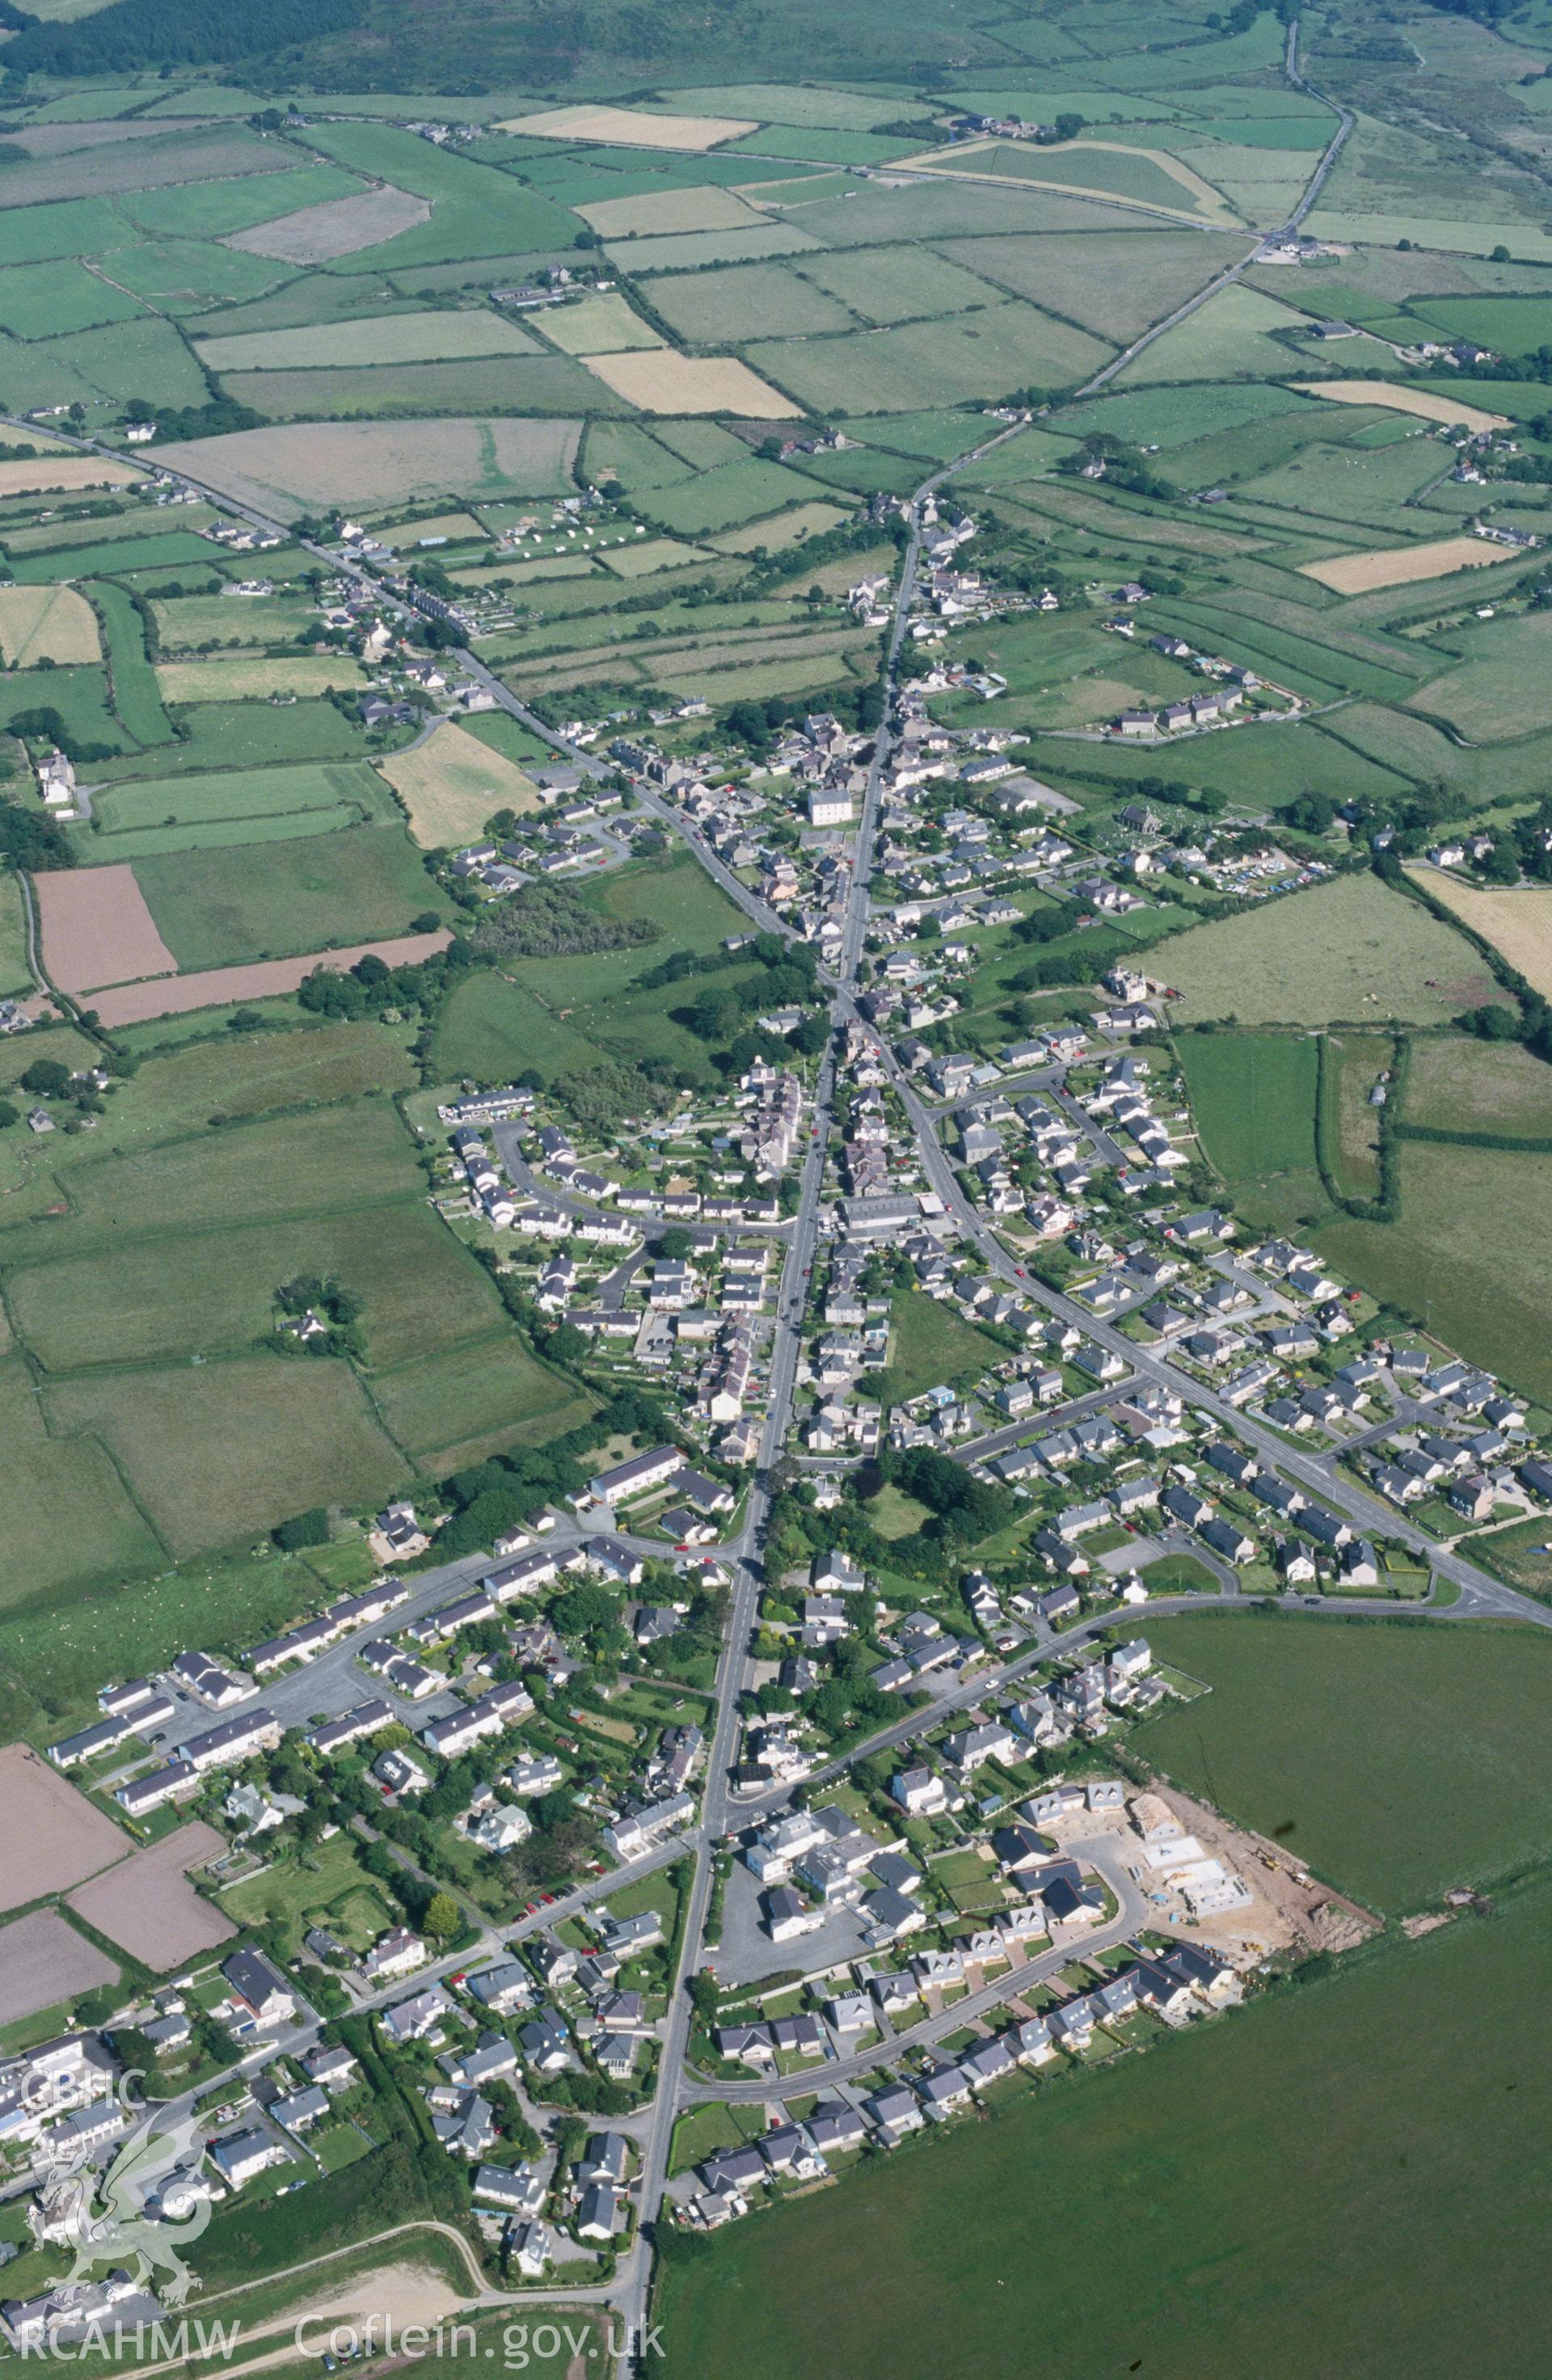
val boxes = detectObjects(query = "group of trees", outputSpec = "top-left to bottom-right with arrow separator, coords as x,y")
296,933 -> 467,1023
468,880 -> 660,963
273,1270 -> 363,1359
429,1383 -> 672,1563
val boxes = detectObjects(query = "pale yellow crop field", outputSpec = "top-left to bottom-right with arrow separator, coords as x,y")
0,584 -> 99,665
1299,536 -> 1508,593
580,349 -> 795,416
576,185 -> 762,238
0,454 -> 141,496
496,103 -> 756,150
711,500 -> 850,553
375,719 -> 542,847
529,291 -> 663,354
154,652 -> 367,703
1291,381 -> 1510,435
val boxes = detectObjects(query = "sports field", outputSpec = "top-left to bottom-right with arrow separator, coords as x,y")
1160,873 -> 1495,1028
661,1865 -> 1552,2380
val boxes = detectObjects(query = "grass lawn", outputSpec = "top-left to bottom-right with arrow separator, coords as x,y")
660,1867 -> 1552,2380
0,869 -> 30,996
872,1289 -> 1003,1407
1159,872 -> 1495,1030
1136,1612 -> 1552,1912
219,1834 -> 397,1957
867,1483 -> 933,1541
1177,1031 -> 1319,1181
1137,1554 -> 1224,1595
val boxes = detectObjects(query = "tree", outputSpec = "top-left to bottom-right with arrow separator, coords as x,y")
422,1891 -> 461,1941
0,1099 -> 17,1129
657,1227 -> 693,1260
272,1508 -> 329,1551
1284,791 -> 1335,835
20,1058 -> 70,1098
553,1579 -> 618,1638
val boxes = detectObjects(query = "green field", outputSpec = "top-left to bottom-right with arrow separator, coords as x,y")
1408,612 -> 1552,743
0,871 -> 29,997
872,1288 -> 1004,1407
0,1099 -> 420,1262
0,259 -> 145,337
44,1355 -> 403,1560
633,458 -> 833,536
0,1353 -> 164,1615
661,1864 -> 1552,2380
1317,1136 -> 1552,1404
1402,1035 -> 1552,1137
103,238 -> 290,314
1177,1032 -> 1320,1180
91,578 -> 172,749
937,226 -> 1246,343
221,353 -> 614,421
8,1202 -> 504,1374
1137,1614 -> 1552,1911
131,825 -> 447,968
746,302 -> 1112,414
93,760 -> 393,842
429,969 -> 603,1082
796,243 -> 1003,327
644,263 -> 857,344
1161,873 -> 1494,1029
1114,281 -> 1316,384
369,1332 -> 595,1466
